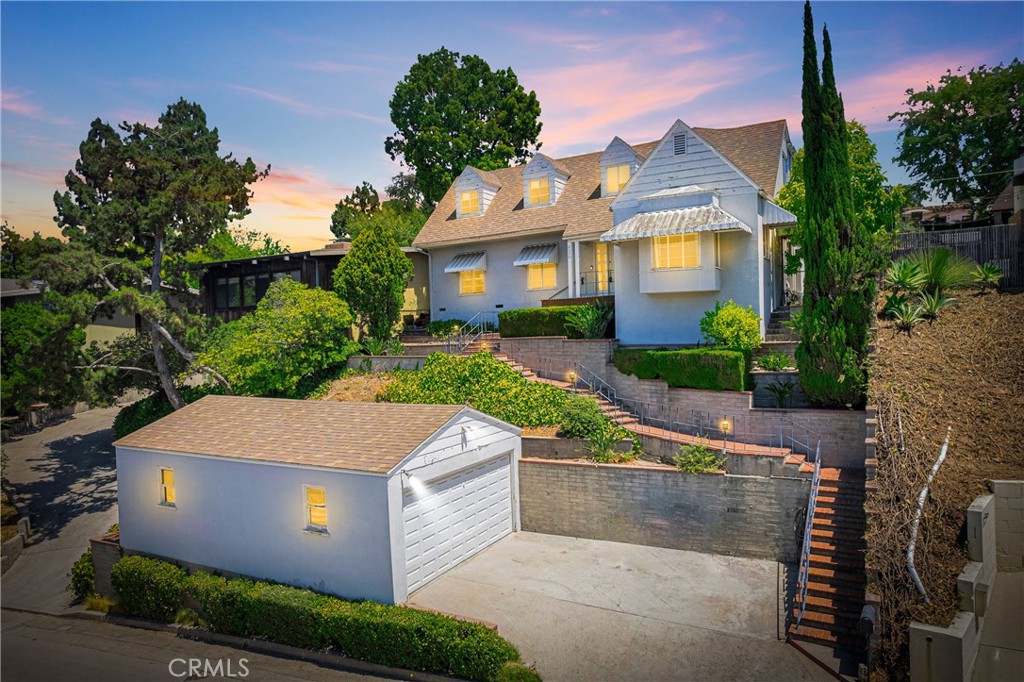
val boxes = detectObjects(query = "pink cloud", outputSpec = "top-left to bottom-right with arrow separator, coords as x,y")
1,161 -> 66,187
226,84 -> 389,125
1,91 -> 40,116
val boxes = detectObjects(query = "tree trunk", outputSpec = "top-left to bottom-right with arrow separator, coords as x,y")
150,235 -> 186,410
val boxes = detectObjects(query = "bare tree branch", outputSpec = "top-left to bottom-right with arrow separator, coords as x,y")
75,364 -> 159,377
195,365 -> 234,395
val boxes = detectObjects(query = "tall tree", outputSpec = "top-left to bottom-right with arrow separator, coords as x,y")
889,59 -> 1023,208
385,47 -> 543,205
0,222 -> 65,280
344,201 -> 427,247
330,181 -> 380,240
53,98 -> 268,409
386,172 -> 432,214
333,223 -> 411,340
794,2 -> 876,408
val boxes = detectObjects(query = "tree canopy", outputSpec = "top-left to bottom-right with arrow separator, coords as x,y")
344,201 -> 427,247
385,172 -> 432,214
1,222 -> 65,280
333,223 -> 411,340
385,47 -> 543,205
889,59 -> 1023,208
176,227 -> 286,289
330,181 -> 381,240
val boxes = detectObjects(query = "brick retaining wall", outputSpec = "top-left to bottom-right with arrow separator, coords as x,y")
498,337 -> 616,381
519,458 -> 810,562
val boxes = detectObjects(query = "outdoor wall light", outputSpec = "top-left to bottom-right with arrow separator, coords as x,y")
720,418 -> 731,434
566,370 -> 577,383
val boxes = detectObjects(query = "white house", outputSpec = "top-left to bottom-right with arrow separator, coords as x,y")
413,118 -> 798,344
114,395 -> 522,604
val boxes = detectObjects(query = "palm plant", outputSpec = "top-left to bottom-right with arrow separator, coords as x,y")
975,262 -> 1003,291
566,301 -> 614,339
764,379 -> 796,408
892,302 -> 924,335
884,259 -> 926,292
917,290 -> 956,320
908,248 -> 978,293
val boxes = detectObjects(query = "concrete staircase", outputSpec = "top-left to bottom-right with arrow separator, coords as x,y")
789,467 -> 867,652
757,307 -> 800,360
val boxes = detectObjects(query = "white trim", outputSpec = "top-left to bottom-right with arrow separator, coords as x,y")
118,446 -> 389,477
387,406 -> 521,477
573,241 -> 581,295
757,207 -> 767,338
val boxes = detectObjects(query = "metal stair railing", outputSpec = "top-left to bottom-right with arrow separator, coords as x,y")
443,311 -> 500,355
795,440 -> 823,629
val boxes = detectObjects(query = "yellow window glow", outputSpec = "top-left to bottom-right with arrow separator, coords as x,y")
527,262 -> 556,290
305,486 -> 327,530
606,164 -> 631,194
652,234 -> 701,269
459,190 -> 480,215
595,242 -> 610,292
528,178 -> 551,205
160,468 -> 175,506
459,269 -> 485,295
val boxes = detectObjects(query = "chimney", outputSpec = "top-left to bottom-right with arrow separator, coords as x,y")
1014,149 -> 1024,216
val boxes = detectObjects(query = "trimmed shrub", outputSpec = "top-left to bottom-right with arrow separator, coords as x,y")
613,348 -> 746,391
557,395 -> 606,439
68,547 -> 95,600
699,299 -> 761,354
111,555 -> 187,622
112,384 -> 225,439
379,352 -> 566,427
498,306 -> 582,338
427,319 -> 466,338
495,661 -> 544,682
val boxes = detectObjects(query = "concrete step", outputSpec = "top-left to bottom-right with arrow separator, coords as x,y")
808,552 -> 865,571
810,526 -> 866,545
803,579 -> 864,600
791,607 -> 860,629
806,564 -> 866,586
788,623 -> 862,649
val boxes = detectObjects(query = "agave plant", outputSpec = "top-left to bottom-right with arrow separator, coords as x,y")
908,248 -> 978,293
764,379 -> 796,408
566,300 -> 614,339
884,259 -> 926,292
882,292 -> 908,319
975,262 -> 1003,291
917,290 -> 956,320
361,336 -> 389,356
892,302 -> 924,335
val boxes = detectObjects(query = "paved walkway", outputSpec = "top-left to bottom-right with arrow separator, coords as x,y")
1,407 -> 121,614
972,572 -> 1024,682
1,610 -> 378,682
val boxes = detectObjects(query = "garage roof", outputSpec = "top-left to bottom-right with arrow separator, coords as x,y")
113,396 -> 468,474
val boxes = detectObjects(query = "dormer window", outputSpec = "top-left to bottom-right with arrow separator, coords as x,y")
606,164 -> 631,195
528,178 -> 551,205
459,190 -> 480,215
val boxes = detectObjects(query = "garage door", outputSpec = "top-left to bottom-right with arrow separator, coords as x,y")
403,454 -> 513,593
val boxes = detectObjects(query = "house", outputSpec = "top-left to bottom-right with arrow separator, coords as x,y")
198,241 -> 430,328
413,119 -> 798,344
113,395 -> 522,603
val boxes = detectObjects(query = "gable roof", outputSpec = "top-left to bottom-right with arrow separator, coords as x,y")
113,395 -> 470,474
414,119 -> 789,247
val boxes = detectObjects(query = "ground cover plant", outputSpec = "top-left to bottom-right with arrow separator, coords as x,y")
756,352 -> 792,372
866,291 -> 1024,680
378,352 -> 566,427
673,443 -> 726,474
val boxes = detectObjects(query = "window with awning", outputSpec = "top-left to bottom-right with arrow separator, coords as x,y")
444,252 -> 487,273
512,243 -> 559,267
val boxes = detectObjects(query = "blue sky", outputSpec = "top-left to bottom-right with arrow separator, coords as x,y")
2,1 -> 1022,251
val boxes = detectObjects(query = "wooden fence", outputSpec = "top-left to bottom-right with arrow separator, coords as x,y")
891,224 -> 1023,289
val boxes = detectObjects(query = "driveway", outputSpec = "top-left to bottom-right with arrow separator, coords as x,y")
408,532 -> 831,682
1,407 -> 121,614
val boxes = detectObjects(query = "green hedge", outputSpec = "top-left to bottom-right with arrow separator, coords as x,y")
613,348 -> 747,391
112,385 -> 225,440
498,306 -> 581,338
112,556 -> 525,681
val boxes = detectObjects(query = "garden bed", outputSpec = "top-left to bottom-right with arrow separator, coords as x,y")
866,290 -> 1024,680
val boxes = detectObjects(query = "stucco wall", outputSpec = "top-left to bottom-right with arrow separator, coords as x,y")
116,447 -> 396,603
519,458 -> 809,562
429,233 -> 567,322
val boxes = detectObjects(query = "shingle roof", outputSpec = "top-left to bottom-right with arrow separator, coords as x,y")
113,395 -> 469,474
414,119 -> 788,247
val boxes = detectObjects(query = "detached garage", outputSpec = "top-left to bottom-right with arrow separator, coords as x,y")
114,395 -> 521,604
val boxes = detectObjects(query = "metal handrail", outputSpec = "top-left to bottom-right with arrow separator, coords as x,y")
795,440 -> 823,628
444,311 -> 500,355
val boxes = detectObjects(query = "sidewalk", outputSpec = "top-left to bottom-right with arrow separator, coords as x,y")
972,572 -> 1024,682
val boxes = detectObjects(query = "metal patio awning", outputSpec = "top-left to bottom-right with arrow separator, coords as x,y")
763,200 -> 799,227
444,251 -> 487,273
512,243 -> 559,267
599,204 -> 752,243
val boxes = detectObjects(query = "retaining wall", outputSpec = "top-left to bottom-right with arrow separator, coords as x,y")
345,355 -> 431,372
498,337 -> 616,381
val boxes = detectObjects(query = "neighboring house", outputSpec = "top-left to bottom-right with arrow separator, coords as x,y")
413,119 -> 798,344
114,395 -> 522,603
198,241 -> 431,328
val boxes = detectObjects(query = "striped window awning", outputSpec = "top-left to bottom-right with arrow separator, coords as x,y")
444,251 -> 487,273
512,243 -> 560,267
599,205 -> 752,243
763,200 -> 799,227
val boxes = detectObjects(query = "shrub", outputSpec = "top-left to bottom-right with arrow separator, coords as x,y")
564,301 -> 614,339
975,262 -> 1003,290
881,291 -> 908,319
557,395 -> 606,439
613,348 -> 747,391
68,547 -> 95,600
496,662 -> 544,682
585,421 -> 632,463
427,319 -> 466,338
362,336 -> 389,356
379,352 -> 566,426
112,384 -> 225,439
756,352 -> 792,372
498,306 -> 588,338
908,248 -> 978,293
674,443 -> 726,473
111,555 -> 188,622
334,223 -> 412,339
699,299 -> 761,354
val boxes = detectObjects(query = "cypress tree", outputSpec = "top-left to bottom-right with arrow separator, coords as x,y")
795,2 -> 876,408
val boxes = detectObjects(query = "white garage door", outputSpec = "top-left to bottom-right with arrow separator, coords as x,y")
403,454 -> 513,593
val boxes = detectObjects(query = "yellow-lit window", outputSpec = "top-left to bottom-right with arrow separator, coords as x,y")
652,234 -> 701,269
595,242 -> 610,293
305,486 -> 327,531
528,178 -> 551,205
606,164 -> 631,194
460,190 -> 480,215
160,468 -> 175,507
527,262 -> 556,290
459,269 -> 485,295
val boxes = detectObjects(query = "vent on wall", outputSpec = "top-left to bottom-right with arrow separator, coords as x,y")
673,133 -> 687,155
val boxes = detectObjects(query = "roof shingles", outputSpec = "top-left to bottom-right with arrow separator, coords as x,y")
113,395 -> 467,474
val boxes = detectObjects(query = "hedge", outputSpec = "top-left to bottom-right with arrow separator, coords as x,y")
498,306 -> 581,338
613,348 -> 747,391
111,556 -> 526,681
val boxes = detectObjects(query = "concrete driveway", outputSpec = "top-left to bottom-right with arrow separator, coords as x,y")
408,532 -> 831,682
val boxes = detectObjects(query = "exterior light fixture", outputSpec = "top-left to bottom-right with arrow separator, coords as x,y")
720,418 -> 731,434
566,370 -> 577,383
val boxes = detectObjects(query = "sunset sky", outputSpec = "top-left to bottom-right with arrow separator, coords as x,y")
2,1 -> 1022,252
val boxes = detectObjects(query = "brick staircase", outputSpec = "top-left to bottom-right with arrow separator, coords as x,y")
789,467 -> 867,653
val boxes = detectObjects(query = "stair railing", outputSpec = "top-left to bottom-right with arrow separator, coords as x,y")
445,311 -> 500,355
795,439 -> 823,629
